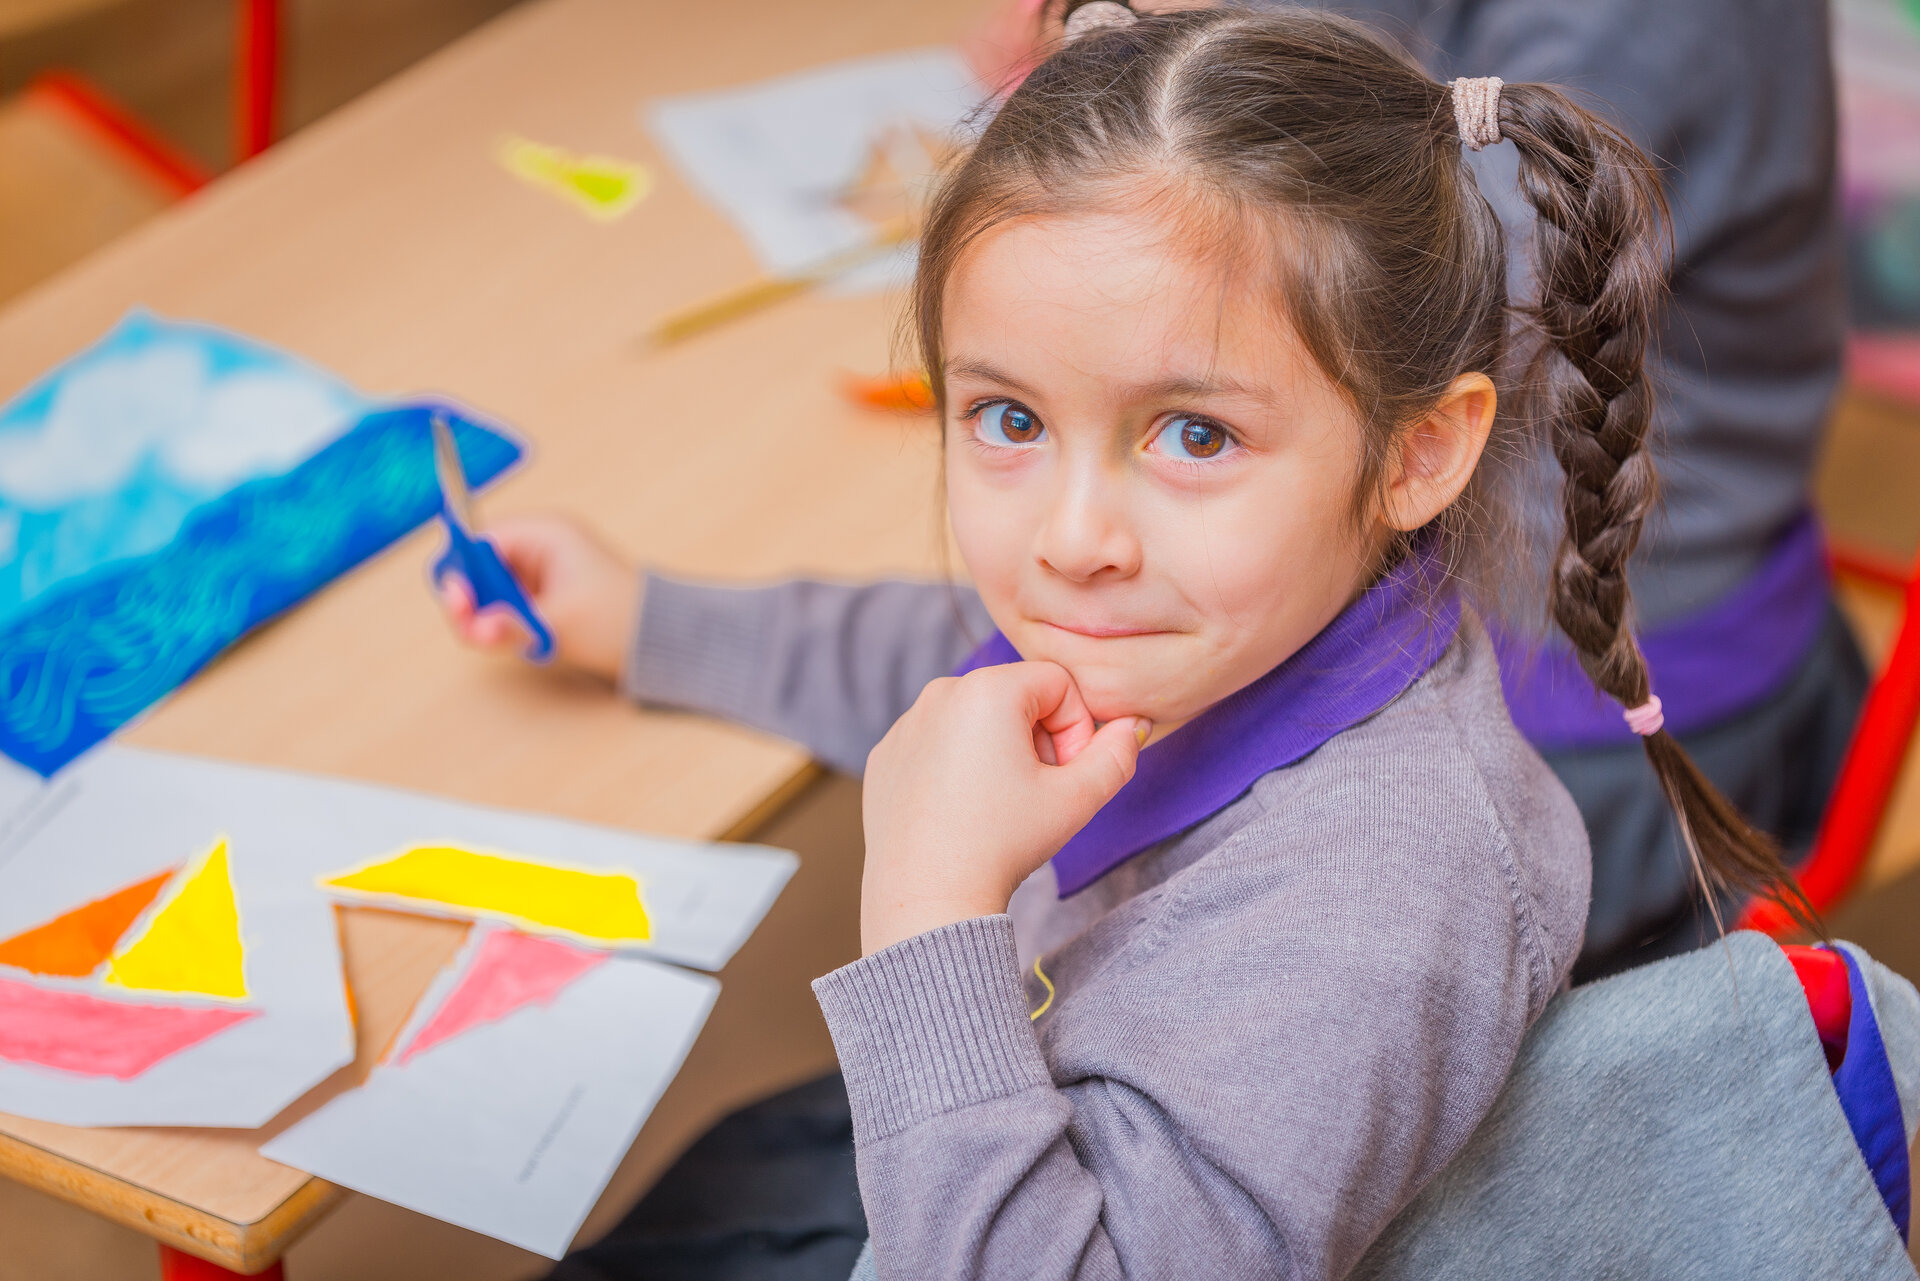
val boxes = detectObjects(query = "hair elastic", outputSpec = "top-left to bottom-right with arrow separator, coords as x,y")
1451,76 -> 1504,151
1065,0 -> 1136,41
1623,694 -> 1664,737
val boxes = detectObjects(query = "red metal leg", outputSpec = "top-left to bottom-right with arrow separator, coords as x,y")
27,71 -> 209,195
1743,545 -> 1920,934
237,0 -> 281,160
1829,538 -> 1911,593
158,1244 -> 284,1279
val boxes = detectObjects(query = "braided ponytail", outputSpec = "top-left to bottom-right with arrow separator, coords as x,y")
1496,84 -> 1820,936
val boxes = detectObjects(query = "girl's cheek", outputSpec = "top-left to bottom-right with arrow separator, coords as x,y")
947,472 -> 1029,600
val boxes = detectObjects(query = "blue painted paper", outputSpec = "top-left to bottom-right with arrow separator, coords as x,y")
0,312 -> 522,776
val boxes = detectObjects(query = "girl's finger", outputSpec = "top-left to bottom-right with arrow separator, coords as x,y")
484,523 -> 552,591
468,605 -> 531,651
1023,662 -> 1100,765
1054,715 -> 1147,812
439,576 -> 476,623
1033,722 -> 1060,766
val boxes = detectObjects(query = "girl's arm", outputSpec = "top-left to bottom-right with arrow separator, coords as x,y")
815,862 -> 1532,1281
623,575 -> 996,775
435,515 -> 995,774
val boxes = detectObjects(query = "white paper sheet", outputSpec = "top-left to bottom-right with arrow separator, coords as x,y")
262,928 -> 719,1258
0,745 -> 794,1127
0,753 -> 355,1128
0,756 -> 43,823
645,46 -> 984,286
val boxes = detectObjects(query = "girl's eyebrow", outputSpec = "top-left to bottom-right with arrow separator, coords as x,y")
945,358 -> 1041,398
1120,372 -> 1274,403
947,358 -> 1272,406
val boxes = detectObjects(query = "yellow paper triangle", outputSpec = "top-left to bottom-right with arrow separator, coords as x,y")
105,838 -> 249,1000
322,846 -> 650,945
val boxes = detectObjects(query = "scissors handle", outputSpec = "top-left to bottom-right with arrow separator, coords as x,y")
433,514 -> 556,663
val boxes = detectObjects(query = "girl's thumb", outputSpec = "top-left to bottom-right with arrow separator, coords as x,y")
1057,716 -> 1148,811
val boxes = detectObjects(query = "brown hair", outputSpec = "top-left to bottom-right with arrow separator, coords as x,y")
913,3 -> 1817,932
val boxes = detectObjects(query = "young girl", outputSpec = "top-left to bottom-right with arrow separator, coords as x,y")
443,5 -> 1814,1275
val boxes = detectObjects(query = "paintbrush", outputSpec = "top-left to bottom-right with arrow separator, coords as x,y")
641,217 -> 916,350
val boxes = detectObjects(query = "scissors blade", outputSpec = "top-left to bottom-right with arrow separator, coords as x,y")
430,411 -> 477,531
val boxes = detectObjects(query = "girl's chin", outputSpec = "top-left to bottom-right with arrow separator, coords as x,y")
1078,684 -> 1201,730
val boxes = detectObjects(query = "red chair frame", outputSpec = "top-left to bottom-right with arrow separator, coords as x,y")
1742,538 -> 1920,934
25,0 -> 280,201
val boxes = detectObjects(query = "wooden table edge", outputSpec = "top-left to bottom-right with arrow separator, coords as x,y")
0,1125 -> 344,1274
1,758 -> 827,1273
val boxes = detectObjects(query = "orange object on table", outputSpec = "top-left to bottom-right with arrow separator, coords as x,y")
839,370 -> 935,413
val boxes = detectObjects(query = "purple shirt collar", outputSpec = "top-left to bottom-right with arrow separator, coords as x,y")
1491,511 -> 1831,750
955,550 -> 1461,896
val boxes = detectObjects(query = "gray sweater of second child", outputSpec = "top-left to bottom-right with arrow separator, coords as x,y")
625,576 -> 1592,1281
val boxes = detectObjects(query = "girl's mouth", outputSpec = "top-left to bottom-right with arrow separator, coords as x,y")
1039,620 -> 1174,640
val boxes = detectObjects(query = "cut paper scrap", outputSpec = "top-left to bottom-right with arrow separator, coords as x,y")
0,868 -> 173,977
644,47 -> 981,290
106,838 -> 248,1000
834,120 -> 956,235
399,930 -> 608,1065
322,845 -> 651,946
0,974 -> 257,1080
497,135 -> 652,221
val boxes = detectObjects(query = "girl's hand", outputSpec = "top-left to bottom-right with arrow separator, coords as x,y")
860,661 -> 1148,955
435,515 -> 639,683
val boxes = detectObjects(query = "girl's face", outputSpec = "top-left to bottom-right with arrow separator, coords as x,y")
942,209 -> 1385,732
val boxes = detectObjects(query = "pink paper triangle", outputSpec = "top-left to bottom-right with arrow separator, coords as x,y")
0,974 -> 258,1080
398,930 -> 608,1065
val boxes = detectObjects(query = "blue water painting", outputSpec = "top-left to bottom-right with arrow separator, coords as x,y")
0,310 -> 522,776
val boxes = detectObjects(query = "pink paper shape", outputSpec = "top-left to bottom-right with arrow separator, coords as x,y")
399,930 -> 608,1065
0,974 -> 258,1080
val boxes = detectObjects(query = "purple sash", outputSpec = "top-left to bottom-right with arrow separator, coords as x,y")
956,552 -> 1460,896
1491,512 -> 1832,750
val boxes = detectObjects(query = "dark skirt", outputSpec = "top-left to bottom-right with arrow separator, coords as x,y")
547,1073 -> 864,1281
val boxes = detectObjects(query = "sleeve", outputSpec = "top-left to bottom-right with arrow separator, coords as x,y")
620,574 -> 997,775
812,817 -> 1538,1281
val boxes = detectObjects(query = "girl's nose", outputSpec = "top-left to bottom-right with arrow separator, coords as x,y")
1032,464 -> 1142,583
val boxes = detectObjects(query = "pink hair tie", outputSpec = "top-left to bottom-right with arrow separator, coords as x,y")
1623,695 -> 1664,737
1450,76 -> 1504,151
1065,1 -> 1136,41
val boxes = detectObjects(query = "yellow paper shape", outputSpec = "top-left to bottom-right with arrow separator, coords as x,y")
322,846 -> 651,945
497,135 -> 651,221
105,838 -> 248,1000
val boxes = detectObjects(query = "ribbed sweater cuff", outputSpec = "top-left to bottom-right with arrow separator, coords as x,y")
813,915 -> 1052,1144
620,572 -> 772,719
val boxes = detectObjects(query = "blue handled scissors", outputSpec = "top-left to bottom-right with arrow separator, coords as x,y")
430,411 -> 555,663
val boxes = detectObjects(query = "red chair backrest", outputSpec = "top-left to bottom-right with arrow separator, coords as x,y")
1782,943 -> 1851,1070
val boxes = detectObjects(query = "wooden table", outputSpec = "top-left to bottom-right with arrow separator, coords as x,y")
0,0 -> 989,1270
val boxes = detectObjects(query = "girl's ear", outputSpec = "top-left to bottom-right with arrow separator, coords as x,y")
1379,372 -> 1496,532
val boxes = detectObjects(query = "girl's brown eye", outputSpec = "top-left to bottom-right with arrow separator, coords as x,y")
1157,414 -> 1230,460
1182,421 -> 1224,457
979,401 -> 1046,446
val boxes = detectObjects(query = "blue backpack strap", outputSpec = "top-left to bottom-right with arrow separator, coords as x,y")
1834,947 -> 1912,1243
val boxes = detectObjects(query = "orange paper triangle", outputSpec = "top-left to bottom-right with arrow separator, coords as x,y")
0,870 -> 175,979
